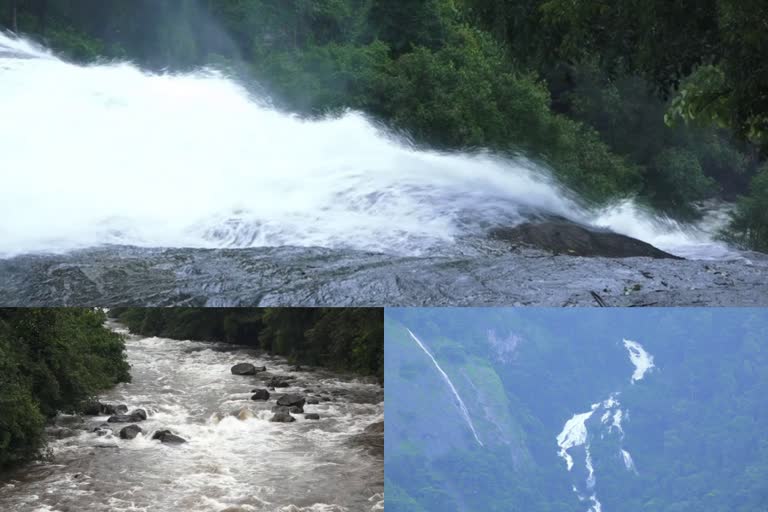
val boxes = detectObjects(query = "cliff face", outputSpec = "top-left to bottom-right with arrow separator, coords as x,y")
385,308 -> 768,512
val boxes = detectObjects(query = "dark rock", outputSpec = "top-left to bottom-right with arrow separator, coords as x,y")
489,222 -> 683,259
231,363 -> 257,375
267,376 -> 293,388
276,394 -> 305,408
364,421 -> 384,434
47,427 -> 77,439
271,405 -> 303,414
251,389 -> 270,401
320,396 -> 332,402
119,425 -> 143,440
108,410 -> 146,423
304,413 -> 320,420
270,412 -> 296,423
348,421 -> 384,457
291,365 -> 303,372
129,409 -> 148,421
306,398 -> 319,405
152,430 -> 187,444
303,389 -> 314,393
83,401 -> 129,416
92,427 -> 112,437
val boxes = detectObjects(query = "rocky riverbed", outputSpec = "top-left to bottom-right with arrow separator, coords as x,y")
0,236 -> 766,306
0,323 -> 384,512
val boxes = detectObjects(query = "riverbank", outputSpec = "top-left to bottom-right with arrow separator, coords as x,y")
0,322 -> 384,512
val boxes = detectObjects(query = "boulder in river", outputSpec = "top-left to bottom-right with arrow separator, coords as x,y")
130,408 -> 148,421
82,401 -> 128,416
348,421 -> 384,457
231,363 -> 259,375
304,413 -> 320,420
92,427 -> 112,437
108,409 -> 147,423
267,376 -> 292,388
47,427 -> 78,439
489,222 -> 682,259
152,430 -> 187,444
272,405 -> 304,414
119,424 -> 143,440
250,389 -> 270,401
270,412 -> 296,423
276,394 -> 306,408
306,398 -> 319,405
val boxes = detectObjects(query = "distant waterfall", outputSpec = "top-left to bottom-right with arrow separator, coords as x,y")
407,328 -> 483,447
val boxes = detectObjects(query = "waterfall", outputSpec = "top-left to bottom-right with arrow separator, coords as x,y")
407,328 -> 483,447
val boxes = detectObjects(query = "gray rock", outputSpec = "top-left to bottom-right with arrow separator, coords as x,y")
306,398 -> 319,405
250,389 -> 270,401
489,221 -> 682,259
47,427 -> 77,439
271,405 -> 303,414
270,412 -> 296,423
152,430 -> 187,444
1,243 -> 766,307
82,401 -> 128,416
304,413 -> 320,420
129,409 -> 148,421
276,394 -> 305,408
119,425 -> 143,440
231,363 -> 257,375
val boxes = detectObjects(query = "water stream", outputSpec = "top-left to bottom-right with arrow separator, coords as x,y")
0,31 -> 738,261
0,323 -> 384,512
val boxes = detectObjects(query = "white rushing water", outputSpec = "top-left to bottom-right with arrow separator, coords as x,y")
0,32 -> 738,260
0,324 -> 384,512
623,339 -> 655,383
556,340 -> 656,511
406,329 -> 483,447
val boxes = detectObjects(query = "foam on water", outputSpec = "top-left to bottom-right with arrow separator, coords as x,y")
0,32 -> 738,260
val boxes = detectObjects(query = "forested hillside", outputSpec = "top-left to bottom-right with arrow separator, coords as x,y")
0,309 -> 130,469
110,308 -> 384,380
386,308 -> 768,511
1,0 -> 766,250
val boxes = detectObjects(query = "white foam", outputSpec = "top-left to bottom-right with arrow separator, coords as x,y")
0,32 -> 735,260
623,339 -> 655,383
556,409 -> 594,471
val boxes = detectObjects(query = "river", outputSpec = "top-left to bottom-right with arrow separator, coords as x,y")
0,323 -> 384,512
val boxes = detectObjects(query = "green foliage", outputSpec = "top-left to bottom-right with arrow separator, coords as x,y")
650,148 -> 717,209
0,309 -> 130,469
729,165 -> 768,251
111,308 -> 383,381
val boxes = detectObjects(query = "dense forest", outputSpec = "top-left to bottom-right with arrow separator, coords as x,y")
1,0 -> 767,250
386,308 -> 768,511
110,307 -> 384,380
0,309 -> 130,470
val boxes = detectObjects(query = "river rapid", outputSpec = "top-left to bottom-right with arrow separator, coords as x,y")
0,323 -> 384,512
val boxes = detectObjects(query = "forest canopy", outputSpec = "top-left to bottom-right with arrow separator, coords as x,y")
2,0 -> 767,250
109,308 -> 384,381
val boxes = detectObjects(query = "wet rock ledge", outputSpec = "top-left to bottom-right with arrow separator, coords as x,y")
0,232 -> 766,306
